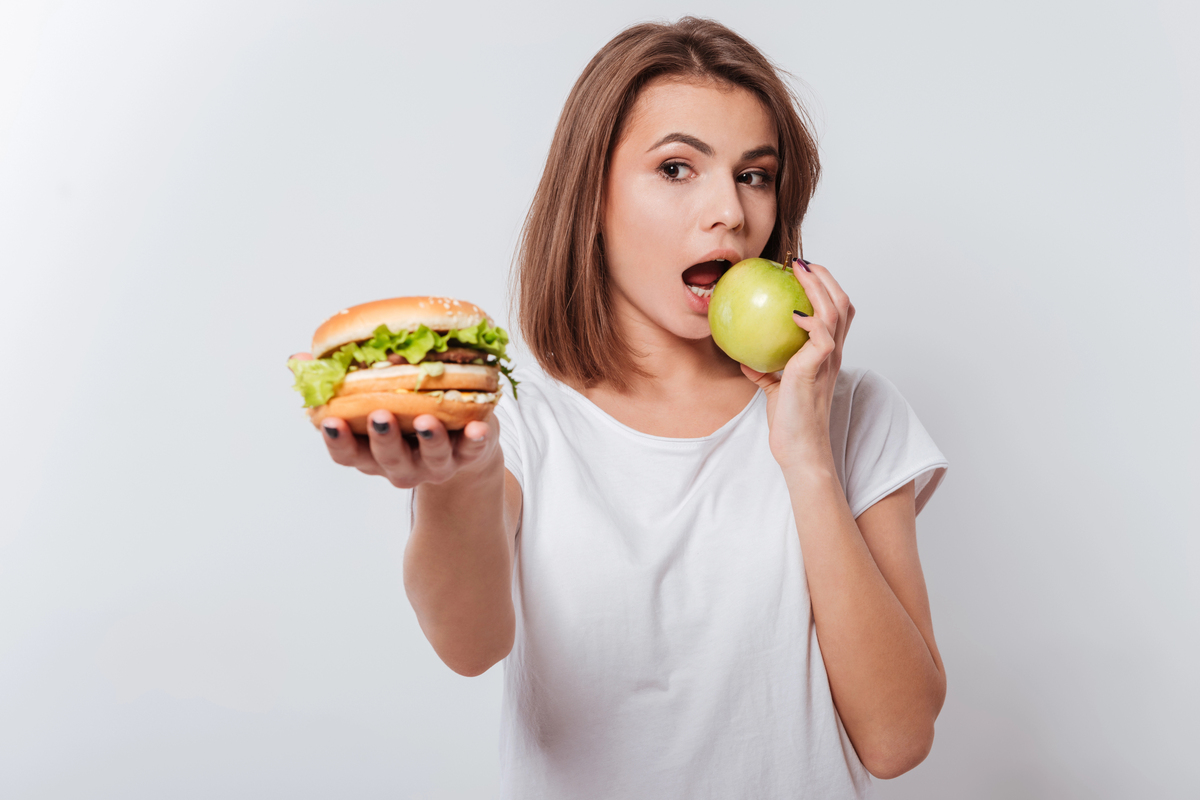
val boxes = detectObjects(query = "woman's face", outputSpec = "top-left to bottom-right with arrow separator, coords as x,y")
603,77 -> 779,343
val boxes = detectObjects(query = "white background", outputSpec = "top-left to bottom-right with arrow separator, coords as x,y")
2,1 -> 1198,797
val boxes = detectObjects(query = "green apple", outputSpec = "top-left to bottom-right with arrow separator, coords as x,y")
708,257 -> 814,373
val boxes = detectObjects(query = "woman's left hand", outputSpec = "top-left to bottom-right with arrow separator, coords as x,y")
741,259 -> 855,471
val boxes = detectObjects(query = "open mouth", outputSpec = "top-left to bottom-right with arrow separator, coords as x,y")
682,259 -> 733,298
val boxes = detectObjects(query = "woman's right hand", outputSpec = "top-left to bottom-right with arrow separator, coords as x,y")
289,352 -> 500,488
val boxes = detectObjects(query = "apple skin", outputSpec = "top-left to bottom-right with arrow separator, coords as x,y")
708,257 -> 815,373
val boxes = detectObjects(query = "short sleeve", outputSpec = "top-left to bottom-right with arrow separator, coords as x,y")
840,370 -> 948,519
493,392 -> 525,489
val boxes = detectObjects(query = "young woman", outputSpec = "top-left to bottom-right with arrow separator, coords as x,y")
314,17 -> 949,798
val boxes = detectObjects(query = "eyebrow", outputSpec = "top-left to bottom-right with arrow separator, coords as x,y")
648,132 -> 713,156
647,132 -> 780,162
741,145 -> 780,162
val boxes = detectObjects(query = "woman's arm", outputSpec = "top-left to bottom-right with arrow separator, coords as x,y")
741,261 -> 945,778
781,470 -> 945,778
314,397 -> 520,677
404,445 -> 521,677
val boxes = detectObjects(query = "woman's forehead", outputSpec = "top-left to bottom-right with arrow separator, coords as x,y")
620,77 -> 777,151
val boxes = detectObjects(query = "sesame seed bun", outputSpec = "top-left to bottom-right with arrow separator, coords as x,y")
312,296 -> 491,358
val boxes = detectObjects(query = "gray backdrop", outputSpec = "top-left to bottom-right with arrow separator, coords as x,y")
2,0 -> 1197,798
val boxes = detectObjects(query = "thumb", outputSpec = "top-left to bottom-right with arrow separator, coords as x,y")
740,363 -> 781,391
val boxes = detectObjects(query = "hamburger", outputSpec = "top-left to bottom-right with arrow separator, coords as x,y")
287,296 -> 517,434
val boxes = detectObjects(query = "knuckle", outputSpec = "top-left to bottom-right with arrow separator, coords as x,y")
350,453 -> 380,473
419,438 -> 453,465
427,457 -> 455,479
373,447 -> 403,468
388,473 -> 415,489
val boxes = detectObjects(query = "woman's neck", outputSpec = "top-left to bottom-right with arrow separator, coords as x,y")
572,308 -> 758,438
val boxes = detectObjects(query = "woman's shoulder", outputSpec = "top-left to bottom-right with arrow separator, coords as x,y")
493,360 -> 599,485
832,364 -> 949,517
834,365 -> 901,414
831,365 -> 925,467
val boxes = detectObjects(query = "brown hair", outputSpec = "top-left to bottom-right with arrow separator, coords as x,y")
515,17 -> 821,390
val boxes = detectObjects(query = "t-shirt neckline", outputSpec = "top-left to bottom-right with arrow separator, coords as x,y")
539,372 -> 765,444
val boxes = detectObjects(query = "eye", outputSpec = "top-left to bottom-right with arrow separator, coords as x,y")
738,170 -> 773,187
659,161 -> 694,181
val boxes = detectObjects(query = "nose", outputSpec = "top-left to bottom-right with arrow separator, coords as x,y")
701,174 -> 745,233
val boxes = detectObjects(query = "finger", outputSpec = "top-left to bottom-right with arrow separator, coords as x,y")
799,261 -> 853,349
287,352 -> 313,371
740,363 -> 782,391
367,410 -> 417,485
802,261 -> 850,308
453,417 -> 494,467
321,417 -> 384,476
792,259 -> 839,337
785,312 -> 837,375
412,414 -> 455,482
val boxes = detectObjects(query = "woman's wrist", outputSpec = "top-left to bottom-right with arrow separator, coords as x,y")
774,440 -> 838,487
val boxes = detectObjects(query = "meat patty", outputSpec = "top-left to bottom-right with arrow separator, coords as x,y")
387,347 -> 483,365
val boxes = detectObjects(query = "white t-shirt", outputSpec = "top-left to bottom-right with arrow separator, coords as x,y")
493,364 -> 948,799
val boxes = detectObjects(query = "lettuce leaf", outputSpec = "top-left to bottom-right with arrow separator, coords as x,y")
415,361 -> 444,391
497,362 -> 520,398
287,353 -> 352,407
447,319 -> 509,359
288,319 -> 518,407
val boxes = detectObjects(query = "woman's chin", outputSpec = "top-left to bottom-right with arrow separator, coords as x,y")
663,315 -> 716,343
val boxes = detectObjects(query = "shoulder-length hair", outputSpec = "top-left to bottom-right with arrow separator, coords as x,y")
515,17 -> 821,391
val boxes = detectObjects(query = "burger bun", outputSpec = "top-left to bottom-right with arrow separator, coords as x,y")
313,296 -> 491,359
309,390 -> 497,435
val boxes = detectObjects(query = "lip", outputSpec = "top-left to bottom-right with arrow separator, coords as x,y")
682,279 -> 713,313
680,247 -> 742,310
691,248 -> 743,271
682,248 -> 742,286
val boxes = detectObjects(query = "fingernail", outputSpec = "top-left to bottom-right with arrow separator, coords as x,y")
372,419 -> 390,434
417,428 -> 433,440
793,309 -> 809,317
323,425 -> 339,439
469,434 -> 485,442
798,258 -> 812,273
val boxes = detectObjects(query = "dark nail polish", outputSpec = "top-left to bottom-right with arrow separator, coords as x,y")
372,419 -> 390,434
799,259 -> 812,273
417,428 -> 433,440
793,309 -> 809,317
323,425 -> 339,439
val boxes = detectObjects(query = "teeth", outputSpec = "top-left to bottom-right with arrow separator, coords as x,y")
687,284 -> 714,298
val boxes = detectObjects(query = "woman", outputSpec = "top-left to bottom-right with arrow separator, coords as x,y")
315,17 -> 949,798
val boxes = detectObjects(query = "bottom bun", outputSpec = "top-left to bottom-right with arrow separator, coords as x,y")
309,391 -> 497,434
